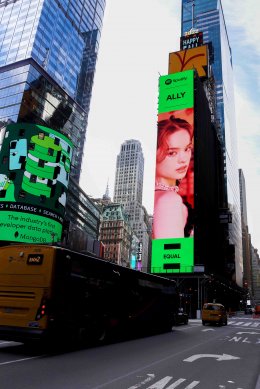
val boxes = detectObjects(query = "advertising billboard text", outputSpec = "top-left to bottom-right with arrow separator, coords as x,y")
0,123 -> 73,244
180,31 -> 203,50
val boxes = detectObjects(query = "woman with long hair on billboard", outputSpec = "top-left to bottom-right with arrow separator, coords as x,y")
153,113 -> 194,239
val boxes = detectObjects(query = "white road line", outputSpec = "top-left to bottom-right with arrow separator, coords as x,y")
178,326 -> 199,331
237,331 -> 259,335
255,373 -> 260,389
164,378 -> 186,388
0,355 -> 44,366
146,376 -> 172,388
184,382 -> 200,389
228,326 -> 260,331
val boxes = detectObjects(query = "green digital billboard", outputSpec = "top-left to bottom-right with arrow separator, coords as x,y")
152,238 -> 194,273
152,70 -> 194,274
0,123 -> 73,244
158,70 -> 194,114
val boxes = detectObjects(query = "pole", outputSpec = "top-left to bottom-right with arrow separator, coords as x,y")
198,277 -> 200,309
197,277 -> 201,319
191,0 -> 195,29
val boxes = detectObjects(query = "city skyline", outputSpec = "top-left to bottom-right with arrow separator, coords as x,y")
80,0 -> 260,251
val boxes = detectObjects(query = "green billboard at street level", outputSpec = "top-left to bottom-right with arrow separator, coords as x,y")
152,70 -> 195,274
0,123 -> 74,244
158,69 -> 194,114
151,238 -> 194,273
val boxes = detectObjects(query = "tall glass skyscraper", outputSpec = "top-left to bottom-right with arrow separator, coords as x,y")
0,0 -> 106,181
182,0 -> 243,285
113,140 -> 151,271
114,140 -> 144,208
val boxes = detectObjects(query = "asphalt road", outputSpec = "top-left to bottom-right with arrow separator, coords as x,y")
0,315 -> 260,389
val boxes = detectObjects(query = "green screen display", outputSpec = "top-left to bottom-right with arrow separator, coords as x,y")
158,70 -> 194,114
0,123 -> 73,244
151,238 -> 194,273
152,70 -> 194,274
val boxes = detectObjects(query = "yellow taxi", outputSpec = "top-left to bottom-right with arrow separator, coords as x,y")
202,303 -> 228,326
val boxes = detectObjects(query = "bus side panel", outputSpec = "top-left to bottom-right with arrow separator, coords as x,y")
49,251 -> 126,343
120,276 -> 178,334
49,250 -> 178,343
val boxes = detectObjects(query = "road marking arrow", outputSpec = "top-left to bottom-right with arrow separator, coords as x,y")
183,354 -> 240,362
202,328 -> 215,332
237,331 -> 259,335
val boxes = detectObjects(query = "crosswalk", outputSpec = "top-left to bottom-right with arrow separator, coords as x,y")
189,318 -> 260,329
128,376 -> 200,389
128,376 -> 245,389
228,321 -> 260,328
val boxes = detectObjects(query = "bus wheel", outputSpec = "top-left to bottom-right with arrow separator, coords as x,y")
94,321 -> 107,343
68,326 -> 87,348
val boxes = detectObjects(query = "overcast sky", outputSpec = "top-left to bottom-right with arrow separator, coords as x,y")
80,0 -> 260,251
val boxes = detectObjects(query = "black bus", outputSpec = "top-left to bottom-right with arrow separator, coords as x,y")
0,244 -> 179,345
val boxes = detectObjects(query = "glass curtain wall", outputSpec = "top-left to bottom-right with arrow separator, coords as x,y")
182,0 -> 243,285
0,0 -> 106,180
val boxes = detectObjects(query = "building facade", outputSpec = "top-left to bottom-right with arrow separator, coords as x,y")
113,139 -> 151,270
0,0 -> 106,246
64,176 -> 102,253
0,0 -> 106,181
181,0 -> 243,286
99,203 -> 132,267
251,245 -> 260,306
239,169 -> 252,291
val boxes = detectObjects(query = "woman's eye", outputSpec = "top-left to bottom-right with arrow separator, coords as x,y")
168,151 -> 177,157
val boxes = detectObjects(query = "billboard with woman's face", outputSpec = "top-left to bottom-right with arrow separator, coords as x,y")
0,123 -> 73,244
151,70 -> 194,273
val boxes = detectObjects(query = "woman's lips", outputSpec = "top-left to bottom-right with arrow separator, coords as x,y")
176,165 -> 188,173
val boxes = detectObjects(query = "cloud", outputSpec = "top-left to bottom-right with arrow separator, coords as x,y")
222,1 -> 260,249
81,0 -> 181,211
223,0 -> 260,101
223,0 -> 260,51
